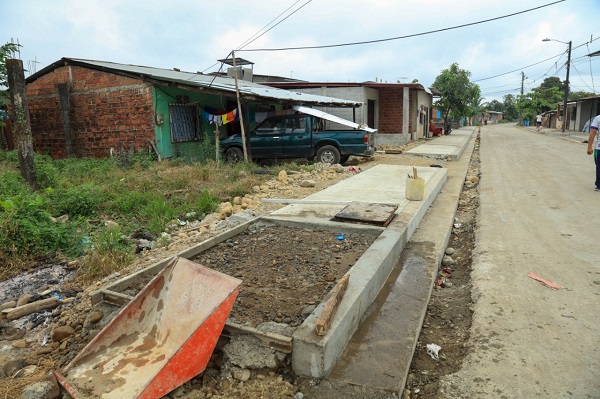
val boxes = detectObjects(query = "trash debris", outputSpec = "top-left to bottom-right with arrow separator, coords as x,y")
335,234 -> 345,241
453,223 -> 462,229
347,166 -> 361,174
527,272 -> 560,290
426,343 -> 441,360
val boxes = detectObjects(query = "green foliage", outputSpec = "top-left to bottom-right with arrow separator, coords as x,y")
48,183 -> 107,217
432,63 -> 481,123
0,170 -> 26,197
569,91 -> 595,101
34,154 -> 59,189
0,150 -> 273,270
503,94 -> 519,121
518,86 -> 563,121
1,42 -> 22,109
0,193 -> 82,258
77,225 -> 133,284
141,195 -> 178,234
195,189 -> 219,215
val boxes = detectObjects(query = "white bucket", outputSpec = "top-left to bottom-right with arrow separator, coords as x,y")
405,177 -> 425,201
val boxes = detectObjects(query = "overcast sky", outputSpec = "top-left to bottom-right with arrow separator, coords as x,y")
2,0 -> 599,102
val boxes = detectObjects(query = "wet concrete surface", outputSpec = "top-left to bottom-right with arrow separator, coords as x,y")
328,242 -> 436,391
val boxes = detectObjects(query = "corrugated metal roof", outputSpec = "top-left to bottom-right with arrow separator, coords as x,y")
27,58 -> 362,107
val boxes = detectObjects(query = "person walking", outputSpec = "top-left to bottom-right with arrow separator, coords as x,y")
587,114 -> 600,191
536,113 -> 542,131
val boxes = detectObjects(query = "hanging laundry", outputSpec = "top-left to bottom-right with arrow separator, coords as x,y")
201,107 -> 239,126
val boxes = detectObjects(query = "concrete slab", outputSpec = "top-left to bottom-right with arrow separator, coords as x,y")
323,131 -> 477,394
263,164 -> 448,378
406,129 -> 473,160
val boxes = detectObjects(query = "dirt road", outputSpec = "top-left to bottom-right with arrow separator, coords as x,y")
439,124 -> 600,398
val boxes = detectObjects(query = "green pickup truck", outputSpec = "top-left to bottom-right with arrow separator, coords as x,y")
220,106 -> 375,164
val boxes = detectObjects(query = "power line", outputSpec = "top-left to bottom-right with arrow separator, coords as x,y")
239,0 -> 564,52
236,0 -> 313,51
472,52 -> 564,82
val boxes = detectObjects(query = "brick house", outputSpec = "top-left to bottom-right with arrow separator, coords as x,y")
24,58 -> 360,160
263,81 -> 434,146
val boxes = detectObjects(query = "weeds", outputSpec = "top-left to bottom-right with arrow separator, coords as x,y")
0,150 -> 279,282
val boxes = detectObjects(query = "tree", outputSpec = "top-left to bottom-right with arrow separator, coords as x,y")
1,42 -> 21,133
569,90 -> 595,100
539,76 -> 564,93
486,99 -> 503,112
503,94 -> 518,121
432,63 -> 480,127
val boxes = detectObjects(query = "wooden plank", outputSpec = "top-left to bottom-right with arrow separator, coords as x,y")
101,290 -> 135,306
334,202 -> 398,227
90,218 -> 259,304
315,275 -> 349,336
222,321 -> 293,353
3,297 -> 73,320
261,199 -> 352,205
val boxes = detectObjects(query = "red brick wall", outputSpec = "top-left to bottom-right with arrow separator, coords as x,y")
378,87 -> 415,135
26,65 -> 155,158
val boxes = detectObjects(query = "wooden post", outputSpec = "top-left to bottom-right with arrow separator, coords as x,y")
215,122 -> 220,163
6,58 -> 36,189
232,51 -> 250,162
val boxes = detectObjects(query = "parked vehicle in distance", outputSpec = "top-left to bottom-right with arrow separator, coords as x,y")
220,106 -> 375,164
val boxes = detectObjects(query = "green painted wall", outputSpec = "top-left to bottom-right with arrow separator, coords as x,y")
153,85 -> 282,162
153,85 -> 236,161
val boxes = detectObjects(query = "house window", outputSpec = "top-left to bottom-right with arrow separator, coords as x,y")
169,103 -> 201,143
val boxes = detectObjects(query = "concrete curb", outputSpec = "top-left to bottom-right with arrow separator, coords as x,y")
288,168 -> 448,378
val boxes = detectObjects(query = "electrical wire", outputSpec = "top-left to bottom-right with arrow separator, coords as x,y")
236,0 -> 311,51
239,0 -> 565,52
472,52 -> 564,83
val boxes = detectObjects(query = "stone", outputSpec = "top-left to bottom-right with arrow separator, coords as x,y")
105,220 -> 119,229
278,170 -> 288,182
17,293 -> 32,306
300,180 -> 317,188
51,326 -> 75,342
233,196 -> 242,205
295,393 -> 304,399
470,175 -> 480,183
87,310 -> 104,325
2,359 -> 27,378
442,256 -> 454,266
301,304 -> 316,318
0,300 -> 17,311
223,335 -> 280,369
21,375 -> 61,399
12,339 -> 28,348
219,202 -> 233,220
445,247 -> 456,256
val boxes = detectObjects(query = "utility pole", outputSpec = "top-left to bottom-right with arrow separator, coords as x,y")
519,71 -> 525,126
561,41 -> 572,132
232,51 -> 249,162
6,58 -> 36,189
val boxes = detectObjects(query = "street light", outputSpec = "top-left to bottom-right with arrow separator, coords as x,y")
542,38 -> 572,132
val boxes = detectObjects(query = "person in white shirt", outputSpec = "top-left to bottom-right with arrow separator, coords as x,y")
536,114 -> 542,131
587,114 -> 600,191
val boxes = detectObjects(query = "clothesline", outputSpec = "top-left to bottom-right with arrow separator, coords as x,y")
201,108 -> 238,126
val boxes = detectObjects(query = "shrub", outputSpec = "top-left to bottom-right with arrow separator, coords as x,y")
48,183 -> 107,217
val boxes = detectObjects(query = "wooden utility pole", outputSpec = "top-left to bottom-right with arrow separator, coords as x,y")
518,71 -> 525,126
6,58 -> 36,189
232,51 -> 249,162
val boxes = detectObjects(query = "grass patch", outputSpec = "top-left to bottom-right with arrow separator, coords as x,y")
0,151 -> 277,281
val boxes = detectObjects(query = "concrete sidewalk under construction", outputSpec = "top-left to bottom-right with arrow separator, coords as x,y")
89,128 -> 476,394
262,128 -> 476,379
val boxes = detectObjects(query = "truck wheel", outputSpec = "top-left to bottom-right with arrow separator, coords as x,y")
339,155 -> 350,164
225,147 -> 243,163
316,145 -> 341,164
